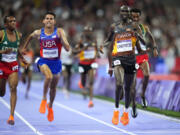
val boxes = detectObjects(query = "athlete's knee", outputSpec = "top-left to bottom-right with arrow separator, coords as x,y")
89,79 -> 94,86
116,84 -> 123,92
45,75 -> 53,81
50,84 -> 57,90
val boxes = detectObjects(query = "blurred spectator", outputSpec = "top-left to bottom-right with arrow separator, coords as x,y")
1,0 -> 179,74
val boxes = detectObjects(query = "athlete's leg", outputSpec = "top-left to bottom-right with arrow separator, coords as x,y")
7,72 -> 18,125
81,73 -> 86,88
140,61 -> 150,97
21,71 -> 26,84
25,70 -> 32,98
88,69 -> 94,100
66,66 -> 72,90
131,73 -> 138,118
131,74 -> 137,107
112,66 -> 124,125
140,61 -> 150,108
114,66 -> 124,108
39,64 -> 53,100
62,67 -> 68,89
120,72 -> 136,125
124,73 -> 136,109
0,79 -> 7,97
39,64 -> 53,113
49,74 -> 60,108
47,74 -> 60,122
87,69 -> 94,107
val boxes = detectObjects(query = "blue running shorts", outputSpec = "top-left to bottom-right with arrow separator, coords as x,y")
36,57 -> 62,74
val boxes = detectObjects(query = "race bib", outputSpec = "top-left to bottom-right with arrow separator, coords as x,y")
117,40 -> 132,52
12,65 -> 18,71
84,50 -> 95,59
2,53 -> 17,62
43,48 -> 58,58
114,60 -> 121,66
24,55 -> 32,63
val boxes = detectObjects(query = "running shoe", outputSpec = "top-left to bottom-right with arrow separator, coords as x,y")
112,110 -> 119,125
47,104 -> 54,122
7,115 -> 14,125
141,96 -> 148,108
131,105 -> 138,118
88,100 -> 94,108
120,112 -> 129,126
78,80 -> 84,89
39,99 -> 47,114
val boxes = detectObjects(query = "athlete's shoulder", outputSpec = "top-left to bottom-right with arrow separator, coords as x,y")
57,27 -> 66,38
31,29 -> 41,38
0,29 -> 5,41
140,23 -> 149,31
57,27 -> 65,33
16,30 -> 22,38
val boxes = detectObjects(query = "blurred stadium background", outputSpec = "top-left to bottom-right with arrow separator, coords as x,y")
0,0 -> 180,113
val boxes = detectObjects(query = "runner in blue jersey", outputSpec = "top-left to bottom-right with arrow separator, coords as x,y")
22,12 -> 70,122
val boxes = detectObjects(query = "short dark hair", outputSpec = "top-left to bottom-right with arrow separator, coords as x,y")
130,8 -> 141,15
4,15 -> 15,23
44,11 -> 56,19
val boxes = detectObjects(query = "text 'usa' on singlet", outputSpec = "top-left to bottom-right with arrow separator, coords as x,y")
0,29 -> 20,62
40,28 -> 62,59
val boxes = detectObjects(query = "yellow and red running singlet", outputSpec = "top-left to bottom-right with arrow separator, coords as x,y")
79,47 -> 96,61
112,31 -> 137,56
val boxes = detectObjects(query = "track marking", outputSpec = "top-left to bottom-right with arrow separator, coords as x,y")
67,90 -> 180,123
28,91 -> 137,135
0,98 -> 43,135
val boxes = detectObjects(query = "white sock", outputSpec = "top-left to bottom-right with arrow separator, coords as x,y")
124,108 -> 129,112
114,108 -> 119,111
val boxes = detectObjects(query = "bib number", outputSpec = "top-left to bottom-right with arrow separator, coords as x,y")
43,48 -> 58,58
2,53 -> 17,62
117,40 -> 132,52
114,60 -> 121,66
84,50 -> 95,59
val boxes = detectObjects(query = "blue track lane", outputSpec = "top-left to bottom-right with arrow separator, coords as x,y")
0,81 -> 180,135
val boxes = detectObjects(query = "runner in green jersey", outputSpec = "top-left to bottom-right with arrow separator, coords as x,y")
0,15 -> 26,125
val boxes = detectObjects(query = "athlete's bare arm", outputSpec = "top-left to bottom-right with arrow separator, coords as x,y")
22,29 -> 41,50
72,40 -> 88,54
17,32 -> 28,65
107,41 -> 113,77
57,28 -> 70,52
145,25 -> 158,57
103,24 -> 115,47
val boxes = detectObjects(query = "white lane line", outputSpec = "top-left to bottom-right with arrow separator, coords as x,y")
43,130 -> 120,134
68,91 -> 180,123
29,91 -> 136,135
0,98 -> 43,135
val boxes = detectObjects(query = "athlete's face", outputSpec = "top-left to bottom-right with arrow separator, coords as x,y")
43,14 -> 56,28
131,12 -> 140,22
5,16 -> 16,31
120,10 -> 130,20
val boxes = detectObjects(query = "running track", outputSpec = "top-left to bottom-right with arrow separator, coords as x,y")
0,81 -> 180,135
